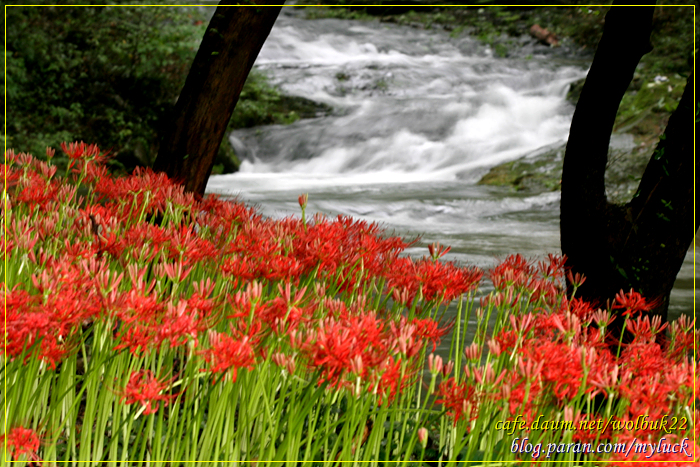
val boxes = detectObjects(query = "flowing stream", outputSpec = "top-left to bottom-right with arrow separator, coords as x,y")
206,8 -> 695,336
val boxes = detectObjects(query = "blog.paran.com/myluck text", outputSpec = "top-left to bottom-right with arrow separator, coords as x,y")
510,436 -> 693,460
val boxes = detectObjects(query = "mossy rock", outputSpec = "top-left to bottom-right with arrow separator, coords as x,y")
566,78 -> 585,105
275,95 -> 334,121
477,136 -> 653,203
478,146 -> 564,192
614,74 -> 686,135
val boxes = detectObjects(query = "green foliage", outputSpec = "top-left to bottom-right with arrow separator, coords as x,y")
229,70 -> 287,129
614,74 -> 687,135
4,2 -> 207,172
230,69 -> 333,130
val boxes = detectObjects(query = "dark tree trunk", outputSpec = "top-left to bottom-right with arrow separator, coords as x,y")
561,2 -> 697,332
153,2 -> 283,196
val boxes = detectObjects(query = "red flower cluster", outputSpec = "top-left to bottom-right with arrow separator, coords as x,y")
0,426 -> 42,462
120,370 -> 179,415
4,143 -> 695,464
436,377 -> 479,426
297,310 -> 447,403
200,326 -> 258,383
434,255 -> 695,461
4,142 -> 470,415
484,254 -> 567,311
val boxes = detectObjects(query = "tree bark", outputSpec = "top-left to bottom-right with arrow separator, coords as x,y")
153,2 -> 283,196
560,2 -> 696,330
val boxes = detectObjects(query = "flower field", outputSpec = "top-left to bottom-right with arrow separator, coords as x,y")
2,142 -> 697,465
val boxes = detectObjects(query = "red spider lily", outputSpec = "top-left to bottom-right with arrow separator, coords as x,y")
11,141 -> 699,466
221,255 -> 261,282
253,297 -> 316,335
465,362 -> 505,387
5,258 -> 103,368
271,352 -> 297,375
665,315 -> 696,361
160,260 -> 193,283
493,369 -> 544,421
197,194 -> 259,236
9,217 -> 37,251
147,183 -> 197,216
550,312 -> 583,343
200,328 -> 257,383
419,260 -> 483,303
226,280 -> 263,319
304,312 -> 387,387
591,308 -> 616,328
526,277 -> 561,306
538,253 -> 567,281
617,343 -> 692,422
622,377 -> 676,430
565,269 -> 586,288
292,217 -> 349,276
189,278 -> 220,314
114,292 -> 211,354
487,338 -> 503,357
60,141 -> 102,160
263,255 -> 305,282
493,329 -> 519,354
435,377 -> 480,426
155,301 -> 204,348
389,317 -> 449,356
387,257 -> 482,304
125,264 -> 157,295
120,370 -> 179,415
489,254 -> 534,291
509,313 -> 535,336
94,166 -> 192,222
61,142 -> 111,185
515,354 -> 544,382
619,341 -> 668,379
370,356 -> 414,405
33,212 -> 60,245
119,223 -> 170,263
0,426 -> 42,462
167,224 -> 219,264
427,242 -> 451,261
463,342 -> 481,361
565,296 -> 595,322
626,315 -> 668,344
112,291 -> 166,354
516,339 -> 586,402
9,167 -> 62,210
586,361 -> 620,399
612,289 -> 657,317
417,427 -> 428,447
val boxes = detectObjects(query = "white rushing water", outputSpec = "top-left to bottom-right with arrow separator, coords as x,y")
207,8 -> 695,319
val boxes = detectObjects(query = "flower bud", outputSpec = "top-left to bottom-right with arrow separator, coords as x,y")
298,193 -> 308,209
418,427 -> 428,448
428,353 -> 443,375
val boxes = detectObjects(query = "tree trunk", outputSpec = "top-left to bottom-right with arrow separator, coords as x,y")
560,2 -> 696,332
153,2 -> 283,196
